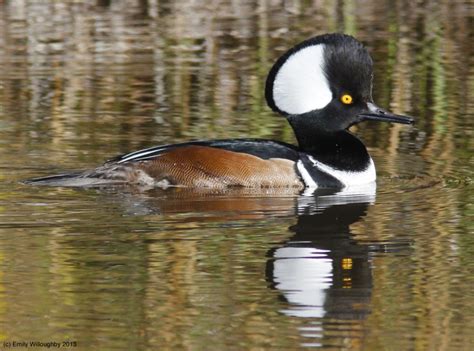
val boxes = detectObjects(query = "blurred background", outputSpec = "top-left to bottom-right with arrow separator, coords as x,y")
0,0 -> 472,350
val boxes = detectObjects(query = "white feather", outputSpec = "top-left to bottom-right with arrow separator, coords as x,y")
297,160 -> 318,188
273,44 -> 332,115
307,156 -> 376,187
118,146 -> 166,163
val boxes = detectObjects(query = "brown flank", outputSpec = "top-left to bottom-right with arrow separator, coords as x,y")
135,146 -> 304,188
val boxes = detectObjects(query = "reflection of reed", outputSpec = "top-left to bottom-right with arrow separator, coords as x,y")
1,0 -> 469,167
0,0 -> 472,349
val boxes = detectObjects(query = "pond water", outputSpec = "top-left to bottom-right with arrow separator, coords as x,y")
0,1 -> 473,350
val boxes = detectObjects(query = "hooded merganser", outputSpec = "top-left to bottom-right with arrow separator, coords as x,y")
25,33 -> 413,189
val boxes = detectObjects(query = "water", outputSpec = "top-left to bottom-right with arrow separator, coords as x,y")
0,1 -> 473,350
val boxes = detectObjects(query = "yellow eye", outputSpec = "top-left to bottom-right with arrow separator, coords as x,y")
341,94 -> 353,105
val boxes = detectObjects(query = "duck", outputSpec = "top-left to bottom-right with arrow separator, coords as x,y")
25,33 -> 413,189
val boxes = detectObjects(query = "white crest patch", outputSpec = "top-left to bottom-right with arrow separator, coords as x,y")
273,44 -> 332,115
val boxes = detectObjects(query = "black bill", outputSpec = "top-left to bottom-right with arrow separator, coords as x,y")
358,102 -> 414,125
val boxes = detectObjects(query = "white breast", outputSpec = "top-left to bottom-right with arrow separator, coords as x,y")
297,156 -> 376,188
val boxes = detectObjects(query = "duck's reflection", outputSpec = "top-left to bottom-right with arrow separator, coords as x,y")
266,186 -> 375,320
96,184 -> 378,324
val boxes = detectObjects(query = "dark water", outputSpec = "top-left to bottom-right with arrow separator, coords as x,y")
0,1 -> 473,350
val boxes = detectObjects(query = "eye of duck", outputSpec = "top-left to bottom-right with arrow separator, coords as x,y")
340,94 -> 354,105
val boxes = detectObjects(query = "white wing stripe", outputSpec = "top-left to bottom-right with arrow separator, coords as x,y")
117,147 -> 167,163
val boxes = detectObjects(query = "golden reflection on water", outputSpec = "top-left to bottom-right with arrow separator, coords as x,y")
0,0 -> 472,350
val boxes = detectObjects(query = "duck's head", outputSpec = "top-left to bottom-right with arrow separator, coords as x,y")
265,33 -> 414,134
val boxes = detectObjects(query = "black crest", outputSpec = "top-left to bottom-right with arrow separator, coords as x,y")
322,34 -> 373,101
265,33 -> 374,116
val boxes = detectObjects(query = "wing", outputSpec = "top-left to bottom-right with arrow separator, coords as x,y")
107,139 -> 300,164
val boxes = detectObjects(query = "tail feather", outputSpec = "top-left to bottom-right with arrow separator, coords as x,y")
23,163 -> 150,187
23,171 -> 125,187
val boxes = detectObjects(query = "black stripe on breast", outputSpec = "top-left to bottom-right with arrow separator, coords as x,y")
298,154 -> 344,188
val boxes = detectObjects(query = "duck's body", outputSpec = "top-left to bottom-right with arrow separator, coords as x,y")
28,134 -> 373,188
26,33 -> 412,189
30,139 -> 302,188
